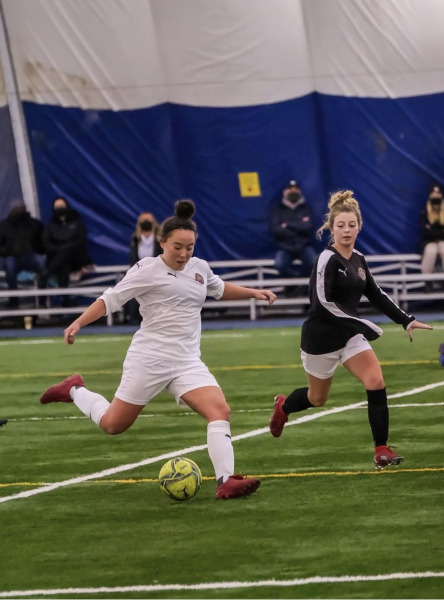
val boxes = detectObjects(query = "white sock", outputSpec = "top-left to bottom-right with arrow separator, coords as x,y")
70,386 -> 110,426
207,420 -> 234,485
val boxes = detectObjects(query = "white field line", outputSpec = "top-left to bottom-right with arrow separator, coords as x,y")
0,332 -> 251,346
0,381 -> 443,505
5,401 -> 444,424
0,571 -> 443,598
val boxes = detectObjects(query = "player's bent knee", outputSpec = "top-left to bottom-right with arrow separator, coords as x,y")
365,377 -> 385,390
308,394 -> 328,407
100,416 -> 130,436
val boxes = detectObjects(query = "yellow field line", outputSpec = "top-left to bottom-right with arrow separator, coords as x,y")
2,466 -> 442,488
0,359 -> 437,379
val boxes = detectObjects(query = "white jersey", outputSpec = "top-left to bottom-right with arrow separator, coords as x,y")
99,256 -> 225,361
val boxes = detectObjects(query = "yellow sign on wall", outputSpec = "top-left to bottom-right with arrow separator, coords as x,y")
238,172 -> 261,197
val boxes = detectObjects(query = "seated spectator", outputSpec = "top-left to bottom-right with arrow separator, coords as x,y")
130,212 -> 162,265
42,197 -> 92,306
420,184 -> 444,289
0,200 -> 45,308
270,180 -> 316,293
126,212 -> 162,324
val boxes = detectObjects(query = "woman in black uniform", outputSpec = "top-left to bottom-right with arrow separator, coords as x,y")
269,190 -> 433,468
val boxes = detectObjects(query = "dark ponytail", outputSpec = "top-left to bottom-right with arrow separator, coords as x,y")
159,199 -> 197,241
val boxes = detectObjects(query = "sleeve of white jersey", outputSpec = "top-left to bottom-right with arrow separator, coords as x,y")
98,262 -> 151,315
205,263 -> 225,300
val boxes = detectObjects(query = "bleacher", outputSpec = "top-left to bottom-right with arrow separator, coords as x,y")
0,254 -> 443,326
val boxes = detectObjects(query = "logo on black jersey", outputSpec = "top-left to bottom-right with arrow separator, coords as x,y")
167,272 -> 177,278
195,273 -> 204,284
338,267 -> 347,277
358,267 -> 366,281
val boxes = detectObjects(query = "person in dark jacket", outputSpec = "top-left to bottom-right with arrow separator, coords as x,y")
420,184 -> 444,281
126,211 -> 162,324
42,197 -> 91,291
0,200 -> 45,308
270,180 -> 316,285
130,212 -> 162,266
269,190 -> 432,469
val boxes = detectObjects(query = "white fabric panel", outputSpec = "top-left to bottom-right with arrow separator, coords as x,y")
305,0 -> 444,98
2,0 -> 166,109
2,0 -> 444,110
150,0 -> 312,106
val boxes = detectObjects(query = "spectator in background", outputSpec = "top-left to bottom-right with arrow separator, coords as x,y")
0,200 -> 45,308
130,212 -> 162,265
126,212 -> 162,324
420,184 -> 444,289
270,180 -> 316,294
41,197 -> 92,304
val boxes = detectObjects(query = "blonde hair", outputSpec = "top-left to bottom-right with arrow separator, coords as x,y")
134,212 -> 159,242
317,190 -> 363,240
426,199 -> 444,226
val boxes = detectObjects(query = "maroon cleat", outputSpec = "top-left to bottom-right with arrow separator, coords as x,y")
374,445 -> 404,470
216,475 -> 261,500
269,394 -> 288,437
40,374 -> 85,404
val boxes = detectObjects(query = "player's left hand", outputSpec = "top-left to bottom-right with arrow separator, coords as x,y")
256,290 -> 277,304
407,320 -> 433,342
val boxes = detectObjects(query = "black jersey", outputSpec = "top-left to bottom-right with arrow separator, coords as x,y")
301,246 -> 415,354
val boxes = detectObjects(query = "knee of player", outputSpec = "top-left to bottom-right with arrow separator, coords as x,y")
308,392 -> 329,407
365,376 -> 385,391
218,403 -> 231,421
100,419 -> 127,436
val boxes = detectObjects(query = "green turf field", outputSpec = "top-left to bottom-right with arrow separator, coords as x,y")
0,323 -> 443,599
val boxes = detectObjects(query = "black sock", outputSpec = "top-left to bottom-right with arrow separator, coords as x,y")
367,388 -> 389,447
282,387 -> 312,414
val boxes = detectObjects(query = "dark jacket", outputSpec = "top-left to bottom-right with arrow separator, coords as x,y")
420,209 -> 444,250
43,209 -> 89,257
130,234 -> 162,266
0,212 -> 44,257
270,199 -> 314,254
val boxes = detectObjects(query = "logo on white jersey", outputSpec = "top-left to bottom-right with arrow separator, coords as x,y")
195,273 -> 204,285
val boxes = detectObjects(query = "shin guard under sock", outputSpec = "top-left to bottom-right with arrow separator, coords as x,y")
366,388 -> 389,447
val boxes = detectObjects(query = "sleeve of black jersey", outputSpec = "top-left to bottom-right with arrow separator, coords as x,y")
362,259 -> 415,329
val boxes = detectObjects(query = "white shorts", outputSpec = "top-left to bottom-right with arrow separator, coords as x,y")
301,334 -> 372,380
115,357 -> 220,406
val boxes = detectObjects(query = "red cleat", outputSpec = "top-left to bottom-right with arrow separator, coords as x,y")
374,445 -> 404,470
40,374 -> 85,404
216,475 -> 261,500
269,394 -> 288,437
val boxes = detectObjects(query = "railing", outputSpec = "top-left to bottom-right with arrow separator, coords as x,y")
0,254 -> 443,325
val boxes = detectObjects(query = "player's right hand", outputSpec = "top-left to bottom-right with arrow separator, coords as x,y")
64,322 -> 80,345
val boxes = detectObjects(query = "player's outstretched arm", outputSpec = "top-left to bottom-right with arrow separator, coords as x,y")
406,320 -> 433,342
64,299 -> 107,345
221,282 -> 277,305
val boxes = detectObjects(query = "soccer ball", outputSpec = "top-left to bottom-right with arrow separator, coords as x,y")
158,457 -> 202,501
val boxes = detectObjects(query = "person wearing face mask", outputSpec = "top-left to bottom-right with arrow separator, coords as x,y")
41,197 -> 92,304
126,212 -> 162,324
0,200 -> 45,308
420,184 -> 444,290
270,180 -> 317,294
130,212 -> 162,266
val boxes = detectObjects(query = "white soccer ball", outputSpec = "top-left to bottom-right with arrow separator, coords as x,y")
158,457 -> 202,501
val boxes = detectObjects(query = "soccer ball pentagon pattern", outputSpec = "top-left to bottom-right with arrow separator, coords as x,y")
159,457 -> 202,501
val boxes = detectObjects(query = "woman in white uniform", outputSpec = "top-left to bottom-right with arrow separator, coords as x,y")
41,200 -> 276,500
